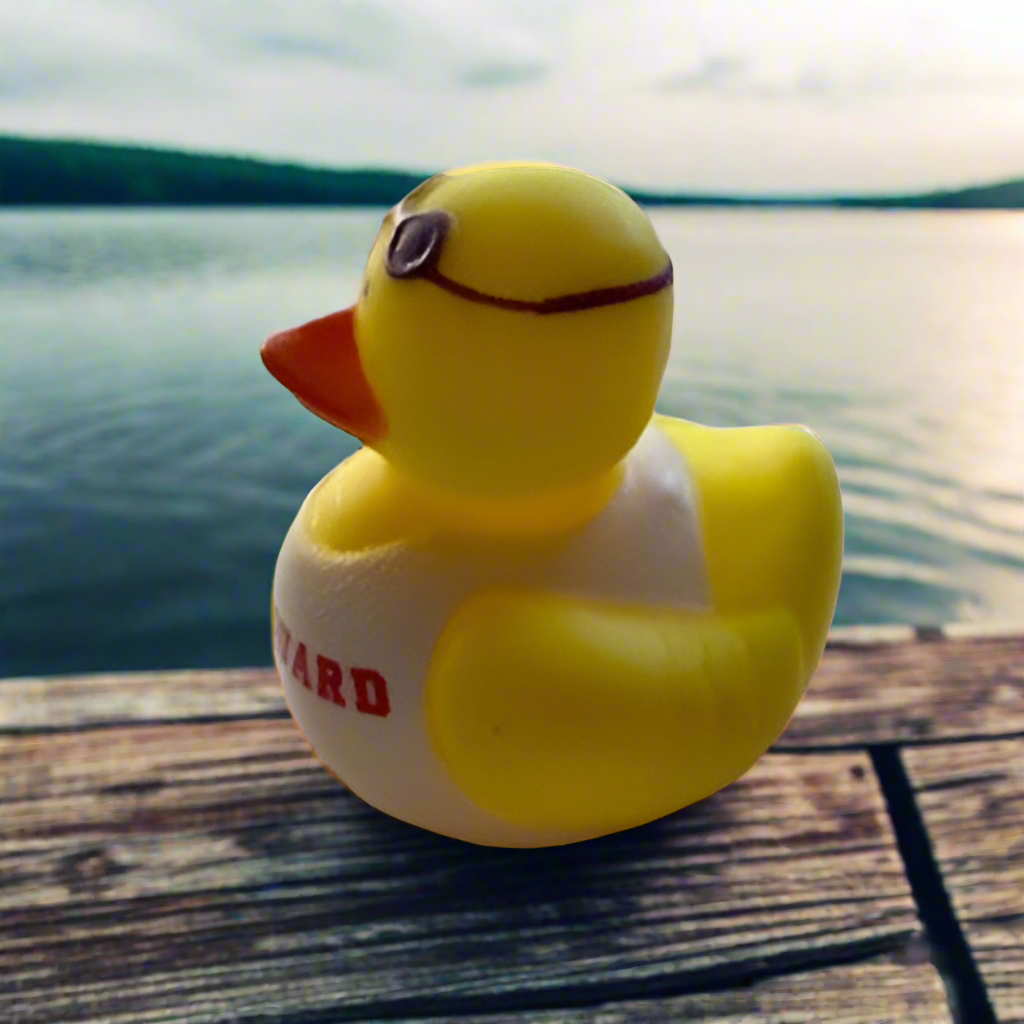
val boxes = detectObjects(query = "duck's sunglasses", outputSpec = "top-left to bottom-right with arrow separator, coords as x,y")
384,210 -> 673,316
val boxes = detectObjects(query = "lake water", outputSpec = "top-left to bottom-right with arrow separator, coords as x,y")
1,208 -> 1022,678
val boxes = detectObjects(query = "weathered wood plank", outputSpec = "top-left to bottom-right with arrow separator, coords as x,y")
0,718 -> 934,1023
0,666 -> 284,731
781,632 -> 1024,749
3,627 -> 1021,746
904,740 -> 1024,1024
0,956 -> 949,1024
369,952 -> 951,1023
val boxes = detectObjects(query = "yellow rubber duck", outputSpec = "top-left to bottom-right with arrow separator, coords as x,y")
261,161 -> 843,847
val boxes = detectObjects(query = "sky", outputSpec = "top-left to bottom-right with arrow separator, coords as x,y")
2,0 -> 1023,193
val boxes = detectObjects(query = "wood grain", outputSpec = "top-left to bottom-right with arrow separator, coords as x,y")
366,953 -> 951,1023
0,667 -> 284,732
0,958 -> 950,1024
780,633 -> 1024,749
1,717 -> 934,1024
904,740 -> 1024,1024
4,629 -> 1021,747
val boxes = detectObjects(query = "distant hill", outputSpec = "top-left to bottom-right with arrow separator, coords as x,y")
2,135 -> 1022,209
0,136 -> 426,206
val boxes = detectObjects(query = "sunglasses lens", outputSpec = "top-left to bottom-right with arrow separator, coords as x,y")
386,211 -> 450,279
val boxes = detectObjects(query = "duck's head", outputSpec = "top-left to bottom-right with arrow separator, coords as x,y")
262,161 -> 673,498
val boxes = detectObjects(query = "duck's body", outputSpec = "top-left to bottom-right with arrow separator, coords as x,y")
271,415 -> 840,847
262,161 -> 843,846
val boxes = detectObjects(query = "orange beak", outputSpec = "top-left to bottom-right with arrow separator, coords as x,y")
260,306 -> 386,443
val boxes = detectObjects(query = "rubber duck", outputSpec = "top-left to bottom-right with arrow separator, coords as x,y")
261,161 -> 843,847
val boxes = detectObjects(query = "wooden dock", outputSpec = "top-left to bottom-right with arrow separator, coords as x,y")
2,624 -> 1022,1023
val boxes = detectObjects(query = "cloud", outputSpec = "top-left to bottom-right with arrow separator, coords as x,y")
0,0 -> 212,102
645,0 -> 1024,100
659,55 -> 748,93
206,0 -> 399,71
242,35 -> 369,65
187,0 -> 549,88
0,67 -> 61,101
457,61 -> 547,88
0,0 -> 549,96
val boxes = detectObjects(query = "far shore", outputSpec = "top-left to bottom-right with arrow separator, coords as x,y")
2,135 -> 1023,209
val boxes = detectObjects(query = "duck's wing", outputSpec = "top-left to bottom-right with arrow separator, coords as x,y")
424,419 -> 841,840
425,589 -> 802,838
655,414 -> 844,669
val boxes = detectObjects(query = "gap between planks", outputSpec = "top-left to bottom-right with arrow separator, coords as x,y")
870,747 -> 997,1024
903,739 -> 1024,1024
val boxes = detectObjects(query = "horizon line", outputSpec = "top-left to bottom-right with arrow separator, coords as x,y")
3,131 -> 1022,204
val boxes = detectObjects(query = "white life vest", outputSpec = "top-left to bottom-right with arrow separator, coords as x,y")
271,422 -> 711,846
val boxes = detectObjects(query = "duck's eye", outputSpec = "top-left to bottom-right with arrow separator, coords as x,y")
386,211 -> 450,279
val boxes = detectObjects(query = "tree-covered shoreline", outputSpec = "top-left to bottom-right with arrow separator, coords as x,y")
2,135 -> 1021,209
